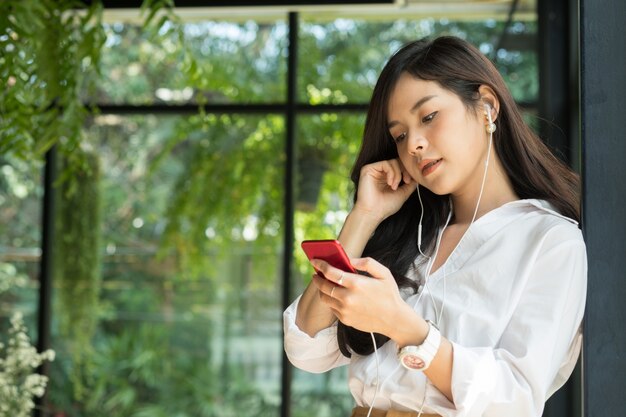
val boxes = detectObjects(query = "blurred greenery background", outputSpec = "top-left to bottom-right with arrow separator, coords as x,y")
0,1 -> 538,416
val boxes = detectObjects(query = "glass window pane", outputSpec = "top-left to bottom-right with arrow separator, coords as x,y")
292,113 -> 365,417
93,20 -> 287,105
298,16 -> 538,105
48,114 -> 285,416
0,155 -> 42,359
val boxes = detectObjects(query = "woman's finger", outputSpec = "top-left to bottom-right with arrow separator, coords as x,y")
383,160 -> 404,190
349,257 -> 393,281
311,259 -> 356,288
397,159 -> 415,185
312,273 -> 343,302
365,160 -> 399,187
388,159 -> 406,190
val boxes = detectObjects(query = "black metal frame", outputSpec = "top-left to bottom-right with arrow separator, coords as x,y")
538,0 -> 575,166
94,0 -> 396,7
281,12 -> 298,417
95,103 -> 368,115
34,147 -> 57,417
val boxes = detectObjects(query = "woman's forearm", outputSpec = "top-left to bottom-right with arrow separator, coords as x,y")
295,208 -> 382,337
337,207 -> 383,258
390,303 -> 454,402
294,282 -> 336,337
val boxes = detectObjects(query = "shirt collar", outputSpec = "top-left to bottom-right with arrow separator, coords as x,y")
499,199 -> 579,226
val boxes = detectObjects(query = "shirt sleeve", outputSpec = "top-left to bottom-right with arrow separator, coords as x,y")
430,226 -> 587,417
283,295 -> 351,373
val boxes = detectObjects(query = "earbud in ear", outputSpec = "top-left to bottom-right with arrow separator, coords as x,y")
484,103 -> 496,134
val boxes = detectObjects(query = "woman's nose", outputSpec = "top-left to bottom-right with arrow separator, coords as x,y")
406,131 -> 427,156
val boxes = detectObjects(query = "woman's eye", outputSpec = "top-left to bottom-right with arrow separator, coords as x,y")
393,132 -> 407,144
422,111 -> 438,124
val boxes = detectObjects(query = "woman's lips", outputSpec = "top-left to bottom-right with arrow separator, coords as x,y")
421,158 -> 442,177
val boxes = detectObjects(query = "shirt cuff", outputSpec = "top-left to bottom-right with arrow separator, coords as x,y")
283,295 -> 346,373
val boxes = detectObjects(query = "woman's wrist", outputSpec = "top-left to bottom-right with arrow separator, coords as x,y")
295,281 -> 336,337
387,302 -> 430,348
337,206 -> 384,258
351,203 -> 387,224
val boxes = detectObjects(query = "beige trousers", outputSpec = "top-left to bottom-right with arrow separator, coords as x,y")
350,406 -> 442,417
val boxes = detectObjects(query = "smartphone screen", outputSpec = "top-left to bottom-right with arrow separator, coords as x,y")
301,239 -> 356,279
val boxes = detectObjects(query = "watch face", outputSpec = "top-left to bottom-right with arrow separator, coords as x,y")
401,354 -> 425,370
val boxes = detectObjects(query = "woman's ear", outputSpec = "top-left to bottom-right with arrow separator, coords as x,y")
478,85 -> 499,122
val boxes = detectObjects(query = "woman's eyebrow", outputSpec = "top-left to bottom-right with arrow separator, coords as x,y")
387,95 -> 438,129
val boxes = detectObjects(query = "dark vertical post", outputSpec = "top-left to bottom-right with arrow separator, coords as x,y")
581,1 -> 626,416
537,1 -> 580,416
538,0 -> 573,165
281,11 -> 298,417
34,145 -> 57,417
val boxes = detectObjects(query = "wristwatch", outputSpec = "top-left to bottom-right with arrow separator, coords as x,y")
397,320 -> 441,371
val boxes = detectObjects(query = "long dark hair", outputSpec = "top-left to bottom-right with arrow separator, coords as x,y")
337,36 -> 581,357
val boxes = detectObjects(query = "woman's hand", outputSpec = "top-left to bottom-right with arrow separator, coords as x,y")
354,159 -> 416,221
310,257 -> 407,336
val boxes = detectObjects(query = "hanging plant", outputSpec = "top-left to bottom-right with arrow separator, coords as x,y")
0,0 -> 105,172
55,147 -> 103,400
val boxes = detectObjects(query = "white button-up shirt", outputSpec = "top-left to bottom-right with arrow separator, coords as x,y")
284,199 -> 587,417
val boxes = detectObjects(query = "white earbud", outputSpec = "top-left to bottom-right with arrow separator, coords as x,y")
484,103 -> 496,134
484,102 -> 493,124
416,184 -> 426,256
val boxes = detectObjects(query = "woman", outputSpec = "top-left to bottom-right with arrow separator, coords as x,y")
283,36 -> 586,417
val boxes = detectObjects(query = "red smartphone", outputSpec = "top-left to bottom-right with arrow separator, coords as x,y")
301,239 -> 356,279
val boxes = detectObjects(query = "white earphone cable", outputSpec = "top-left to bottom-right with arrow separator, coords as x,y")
415,109 -> 494,417
365,331 -> 380,417
367,106 -> 494,416
436,118 -> 493,326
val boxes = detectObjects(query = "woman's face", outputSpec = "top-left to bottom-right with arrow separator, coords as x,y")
387,73 -> 489,197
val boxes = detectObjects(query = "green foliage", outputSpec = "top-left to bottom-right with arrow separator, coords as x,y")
146,17 -> 539,282
293,113 -> 364,277
50,319 -> 281,417
87,324 -> 216,417
0,263 -> 28,295
153,114 -> 285,277
0,0 -> 105,167
45,112 -> 285,416
298,18 -> 538,104
0,155 -> 43,250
